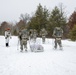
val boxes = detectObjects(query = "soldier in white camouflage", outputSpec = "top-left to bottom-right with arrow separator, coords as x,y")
29,29 -> 38,42
53,27 -> 63,50
33,29 -> 38,42
40,28 -> 47,43
5,28 -> 11,47
29,29 -> 33,40
18,29 -> 29,52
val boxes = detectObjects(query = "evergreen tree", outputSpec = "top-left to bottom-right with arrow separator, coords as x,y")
13,29 -> 17,36
68,11 -> 76,30
28,4 -> 49,35
69,25 -> 76,41
48,6 -> 67,37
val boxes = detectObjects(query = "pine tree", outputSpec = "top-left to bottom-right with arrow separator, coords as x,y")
69,25 -> 76,41
48,6 -> 67,37
13,29 -> 17,36
68,11 -> 76,30
28,4 -> 49,34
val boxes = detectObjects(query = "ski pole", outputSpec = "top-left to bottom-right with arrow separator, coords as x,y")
29,37 -> 31,51
17,39 -> 20,50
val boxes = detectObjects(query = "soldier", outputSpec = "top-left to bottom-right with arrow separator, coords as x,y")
52,27 -> 63,50
40,28 -> 47,43
18,29 -> 29,52
33,29 -> 37,42
29,29 -> 33,40
29,29 -> 38,42
5,28 -> 11,47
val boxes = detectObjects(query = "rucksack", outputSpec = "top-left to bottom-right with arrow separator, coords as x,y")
22,34 -> 28,43
19,29 -> 28,40
54,27 -> 63,37
21,29 -> 29,41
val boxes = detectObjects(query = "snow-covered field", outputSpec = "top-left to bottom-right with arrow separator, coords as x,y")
0,36 -> 76,75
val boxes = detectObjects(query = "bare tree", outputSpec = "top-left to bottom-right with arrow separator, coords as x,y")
19,13 -> 30,24
0,21 -> 11,35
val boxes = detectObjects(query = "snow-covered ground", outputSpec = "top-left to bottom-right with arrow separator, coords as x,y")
0,36 -> 76,75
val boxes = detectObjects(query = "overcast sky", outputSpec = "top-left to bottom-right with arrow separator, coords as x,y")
0,0 -> 76,23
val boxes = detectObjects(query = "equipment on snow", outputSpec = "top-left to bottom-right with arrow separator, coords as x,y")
29,38 -> 44,52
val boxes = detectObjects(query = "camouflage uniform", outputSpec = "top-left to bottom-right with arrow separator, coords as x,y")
33,29 -> 37,42
53,27 -> 63,49
40,28 -> 47,43
18,29 -> 29,52
5,29 -> 11,47
29,29 -> 33,40
29,29 -> 37,42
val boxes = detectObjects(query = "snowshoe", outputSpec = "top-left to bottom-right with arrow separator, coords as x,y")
59,47 -> 63,50
20,50 -> 23,52
25,48 -> 28,52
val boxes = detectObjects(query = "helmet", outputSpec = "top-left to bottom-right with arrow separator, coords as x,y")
5,28 -> 10,31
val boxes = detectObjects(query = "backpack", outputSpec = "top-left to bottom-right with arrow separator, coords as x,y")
21,29 -> 29,41
19,29 -> 28,41
53,27 -> 63,38
22,34 -> 28,43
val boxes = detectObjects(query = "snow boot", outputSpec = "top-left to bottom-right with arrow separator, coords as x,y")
6,43 -> 9,47
25,48 -> 27,52
59,47 -> 63,50
20,50 -> 23,52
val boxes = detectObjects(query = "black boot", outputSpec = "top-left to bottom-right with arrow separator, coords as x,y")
6,43 -> 8,47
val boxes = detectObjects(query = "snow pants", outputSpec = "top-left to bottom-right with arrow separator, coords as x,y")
54,38 -> 62,49
42,35 -> 46,43
20,40 -> 27,51
5,37 -> 10,47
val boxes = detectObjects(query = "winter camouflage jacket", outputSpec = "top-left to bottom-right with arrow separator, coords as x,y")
53,27 -> 63,38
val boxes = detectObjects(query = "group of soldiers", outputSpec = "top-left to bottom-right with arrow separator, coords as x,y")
18,28 -> 48,52
5,27 -> 63,52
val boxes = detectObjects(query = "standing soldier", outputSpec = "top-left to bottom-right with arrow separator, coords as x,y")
5,28 -> 11,47
29,29 -> 33,40
52,27 -> 63,50
33,29 -> 38,42
29,29 -> 38,42
40,28 -> 47,43
18,28 -> 29,52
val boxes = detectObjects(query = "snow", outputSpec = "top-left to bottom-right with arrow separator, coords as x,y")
0,36 -> 76,75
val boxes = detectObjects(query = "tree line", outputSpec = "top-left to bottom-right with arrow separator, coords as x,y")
0,3 -> 76,41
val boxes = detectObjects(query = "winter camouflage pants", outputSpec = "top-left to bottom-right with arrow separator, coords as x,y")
20,39 -> 27,51
42,35 -> 46,43
54,38 -> 62,49
33,35 -> 37,42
